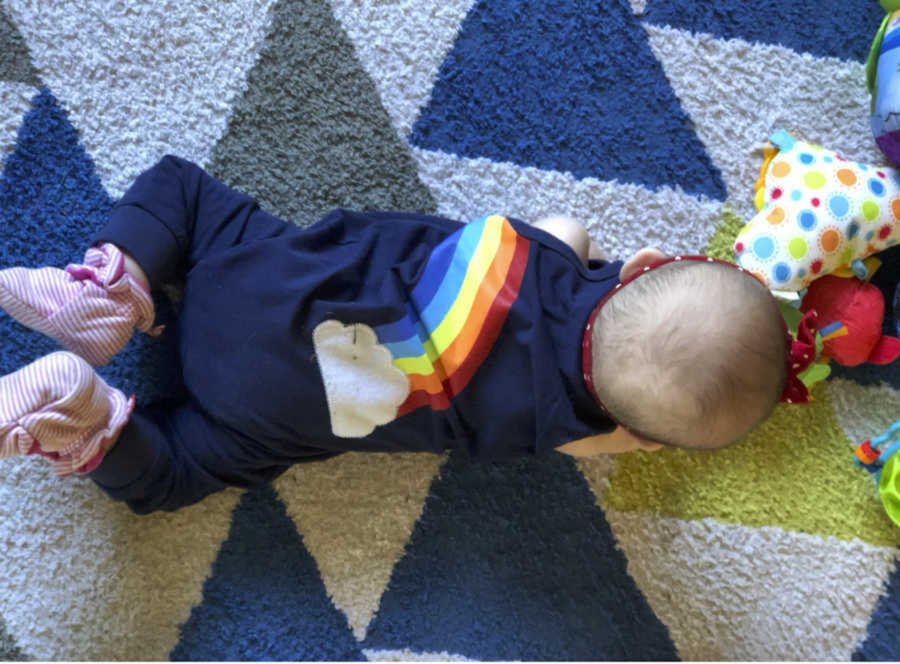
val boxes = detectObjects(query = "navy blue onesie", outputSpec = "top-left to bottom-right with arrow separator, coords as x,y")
89,157 -> 620,513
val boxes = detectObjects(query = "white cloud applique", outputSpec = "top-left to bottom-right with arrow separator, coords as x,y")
312,320 -> 411,438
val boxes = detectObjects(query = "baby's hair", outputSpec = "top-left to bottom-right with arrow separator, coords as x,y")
590,260 -> 787,449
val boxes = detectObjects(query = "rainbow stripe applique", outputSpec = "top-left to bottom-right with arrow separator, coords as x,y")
374,215 -> 530,417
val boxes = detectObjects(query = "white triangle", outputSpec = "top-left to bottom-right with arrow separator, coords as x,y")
574,453 -> 617,509
4,1 -> 277,197
274,451 -> 445,640
827,377 -> 900,448
629,0 -> 647,15
330,0 -> 476,139
0,82 -> 36,162
606,508 -> 897,660
0,455 -> 242,660
643,23 -> 883,220
411,146 -> 726,260
577,435 -> 893,659
363,647 -> 476,661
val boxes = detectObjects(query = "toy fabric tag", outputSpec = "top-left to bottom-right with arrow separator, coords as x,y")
799,362 -> 830,388
734,129 -> 900,291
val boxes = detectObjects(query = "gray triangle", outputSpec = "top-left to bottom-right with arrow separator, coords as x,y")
0,614 -> 30,661
208,0 -> 436,227
0,8 -> 41,87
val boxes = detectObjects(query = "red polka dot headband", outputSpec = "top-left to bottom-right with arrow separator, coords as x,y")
581,255 -> 815,430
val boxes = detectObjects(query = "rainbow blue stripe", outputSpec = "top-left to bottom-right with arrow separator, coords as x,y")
374,215 -> 529,415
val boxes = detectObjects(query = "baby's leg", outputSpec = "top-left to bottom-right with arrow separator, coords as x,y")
0,351 -> 131,475
0,156 -> 286,366
0,349 -> 328,512
120,251 -> 150,293
91,403 -> 335,514
95,155 -> 291,288
0,243 -> 160,366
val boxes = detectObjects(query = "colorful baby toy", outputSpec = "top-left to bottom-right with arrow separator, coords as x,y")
733,7 -> 900,528
868,0 -> 900,166
799,272 -> 900,366
734,129 -> 900,291
855,422 -> 900,527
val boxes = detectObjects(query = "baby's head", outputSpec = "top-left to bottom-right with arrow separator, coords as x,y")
588,249 -> 788,451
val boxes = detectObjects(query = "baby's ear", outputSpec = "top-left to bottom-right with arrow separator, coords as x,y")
620,247 -> 666,281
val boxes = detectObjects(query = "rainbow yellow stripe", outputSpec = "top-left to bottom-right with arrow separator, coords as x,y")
374,215 -> 530,415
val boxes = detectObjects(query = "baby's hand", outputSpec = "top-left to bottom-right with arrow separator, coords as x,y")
532,216 -> 591,265
557,427 -> 663,457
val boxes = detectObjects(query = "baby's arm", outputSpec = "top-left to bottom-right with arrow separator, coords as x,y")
556,428 -> 662,456
532,216 -> 592,266
588,240 -> 605,261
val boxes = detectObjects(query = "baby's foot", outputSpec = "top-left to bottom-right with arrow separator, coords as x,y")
0,243 -> 162,366
0,351 -> 133,476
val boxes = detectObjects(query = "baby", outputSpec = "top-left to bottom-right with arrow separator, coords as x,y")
0,157 -> 789,514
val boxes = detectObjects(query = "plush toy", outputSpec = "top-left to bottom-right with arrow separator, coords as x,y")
854,421 -> 900,528
802,268 -> 900,527
734,129 -> 900,291
799,273 -> 900,366
868,0 -> 900,166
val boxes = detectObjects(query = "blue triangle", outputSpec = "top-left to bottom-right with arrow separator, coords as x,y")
170,485 -> 364,661
642,0 -> 883,62
362,452 -> 678,660
828,359 -> 900,389
853,561 -> 900,660
410,0 -> 725,199
0,88 -> 184,405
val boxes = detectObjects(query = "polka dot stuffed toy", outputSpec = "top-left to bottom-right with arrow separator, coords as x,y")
734,128 -> 900,291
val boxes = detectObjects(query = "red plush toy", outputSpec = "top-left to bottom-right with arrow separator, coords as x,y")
800,274 -> 900,366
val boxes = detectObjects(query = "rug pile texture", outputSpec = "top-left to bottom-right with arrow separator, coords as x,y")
1,0 -> 900,660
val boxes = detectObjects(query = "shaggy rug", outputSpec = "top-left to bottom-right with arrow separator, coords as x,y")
1,0 -> 900,660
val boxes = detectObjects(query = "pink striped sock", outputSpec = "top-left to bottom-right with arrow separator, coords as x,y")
0,351 -> 132,477
0,243 -> 163,366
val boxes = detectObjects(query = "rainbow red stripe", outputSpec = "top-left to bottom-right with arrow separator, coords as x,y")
374,215 -> 529,416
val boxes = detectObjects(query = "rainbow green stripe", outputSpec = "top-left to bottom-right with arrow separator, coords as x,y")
374,215 -> 529,415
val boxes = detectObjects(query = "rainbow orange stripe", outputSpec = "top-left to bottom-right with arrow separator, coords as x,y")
374,215 -> 529,416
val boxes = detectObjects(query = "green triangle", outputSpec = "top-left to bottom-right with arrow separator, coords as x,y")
702,204 -> 745,260
0,8 -> 40,87
607,206 -> 900,547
